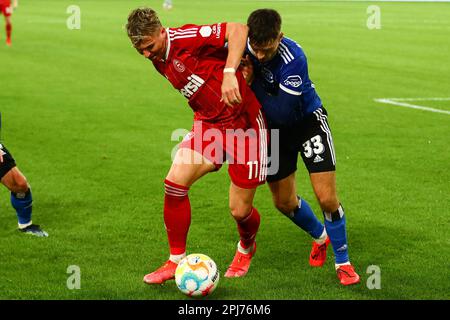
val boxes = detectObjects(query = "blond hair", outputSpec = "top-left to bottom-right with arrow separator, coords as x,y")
126,7 -> 162,47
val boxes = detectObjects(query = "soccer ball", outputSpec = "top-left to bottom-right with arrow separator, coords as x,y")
175,254 -> 219,297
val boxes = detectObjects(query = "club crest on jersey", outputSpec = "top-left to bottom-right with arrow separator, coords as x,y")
261,67 -> 274,83
199,26 -> 212,37
173,59 -> 186,73
180,74 -> 205,98
284,75 -> 302,88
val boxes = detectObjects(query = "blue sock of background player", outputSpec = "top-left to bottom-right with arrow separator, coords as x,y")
11,188 -> 33,228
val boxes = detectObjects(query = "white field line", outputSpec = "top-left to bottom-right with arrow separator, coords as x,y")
384,98 -> 450,101
374,98 -> 450,115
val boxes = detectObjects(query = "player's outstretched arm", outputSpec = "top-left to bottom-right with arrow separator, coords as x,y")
221,22 -> 248,107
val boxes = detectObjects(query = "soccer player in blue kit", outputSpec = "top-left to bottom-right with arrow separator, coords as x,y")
0,143 -> 48,237
242,9 -> 359,285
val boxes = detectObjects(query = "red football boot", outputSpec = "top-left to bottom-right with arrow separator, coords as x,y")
143,260 -> 177,285
309,236 -> 330,267
6,38 -> 12,47
224,242 -> 256,278
336,264 -> 360,286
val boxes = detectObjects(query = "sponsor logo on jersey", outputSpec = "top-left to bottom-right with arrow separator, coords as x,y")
199,26 -> 212,37
284,75 -> 302,88
180,74 -> 205,99
173,59 -> 186,73
213,24 -> 222,39
261,67 -> 274,84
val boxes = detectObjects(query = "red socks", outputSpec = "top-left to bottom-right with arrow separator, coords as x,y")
6,22 -> 11,40
237,207 -> 260,249
163,179 -> 191,255
163,179 -> 260,255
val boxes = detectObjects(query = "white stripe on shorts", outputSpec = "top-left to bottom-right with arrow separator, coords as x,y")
313,109 -> 336,165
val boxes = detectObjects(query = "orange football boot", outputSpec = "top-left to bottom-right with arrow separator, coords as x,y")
143,260 -> 177,284
336,264 -> 360,286
309,236 -> 330,267
224,242 -> 257,278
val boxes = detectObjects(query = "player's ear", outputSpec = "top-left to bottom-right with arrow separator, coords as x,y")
279,32 -> 284,42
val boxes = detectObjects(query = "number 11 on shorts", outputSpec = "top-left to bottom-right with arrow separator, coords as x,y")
247,161 -> 259,180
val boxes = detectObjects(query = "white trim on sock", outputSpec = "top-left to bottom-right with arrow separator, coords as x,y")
169,253 -> 186,264
18,221 -> 32,229
335,261 -> 351,270
237,241 -> 253,254
314,227 -> 328,245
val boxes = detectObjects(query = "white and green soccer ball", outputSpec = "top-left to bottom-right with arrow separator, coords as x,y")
175,254 -> 220,297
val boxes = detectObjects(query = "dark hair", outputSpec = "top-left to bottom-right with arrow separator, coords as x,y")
247,9 -> 282,45
126,7 -> 162,47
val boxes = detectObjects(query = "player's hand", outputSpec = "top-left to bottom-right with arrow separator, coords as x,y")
221,73 -> 242,107
241,55 -> 254,86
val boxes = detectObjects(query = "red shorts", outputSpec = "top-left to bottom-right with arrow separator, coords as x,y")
0,4 -> 12,17
179,110 -> 268,189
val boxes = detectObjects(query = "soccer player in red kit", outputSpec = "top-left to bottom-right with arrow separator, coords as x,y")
0,0 -> 13,46
126,8 -> 268,284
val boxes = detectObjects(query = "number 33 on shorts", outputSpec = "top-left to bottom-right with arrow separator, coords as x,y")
302,135 -> 324,158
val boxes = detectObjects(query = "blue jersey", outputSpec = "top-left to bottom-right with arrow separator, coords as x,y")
247,37 -> 322,127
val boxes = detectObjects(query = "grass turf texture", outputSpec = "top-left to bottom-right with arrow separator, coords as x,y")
0,0 -> 449,299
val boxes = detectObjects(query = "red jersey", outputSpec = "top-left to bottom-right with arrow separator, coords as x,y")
152,23 -> 261,128
0,0 -> 11,6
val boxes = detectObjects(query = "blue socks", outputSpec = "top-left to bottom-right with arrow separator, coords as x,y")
324,205 -> 349,264
11,189 -> 33,226
289,197 -> 325,240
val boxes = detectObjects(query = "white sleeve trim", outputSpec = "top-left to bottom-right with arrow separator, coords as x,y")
279,83 -> 302,96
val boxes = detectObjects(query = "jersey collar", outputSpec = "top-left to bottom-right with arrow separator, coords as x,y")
164,27 -> 171,62
247,38 -> 257,57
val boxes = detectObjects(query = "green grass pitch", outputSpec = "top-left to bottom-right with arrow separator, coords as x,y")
0,0 -> 449,300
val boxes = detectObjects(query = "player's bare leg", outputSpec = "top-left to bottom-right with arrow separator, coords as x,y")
1,167 -> 48,237
310,171 -> 360,285
269,172 -> 329,267
225,182 -> 259,278
1,166 -> 28,194
143,148 -> 216,285
268,173 -> 298,214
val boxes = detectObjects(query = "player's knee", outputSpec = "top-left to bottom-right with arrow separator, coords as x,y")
316,193 -> 339,213
230,203 -> 252,221
273,199 -> 296,215
14,177 -> 29,194
3,169 -> 29,194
